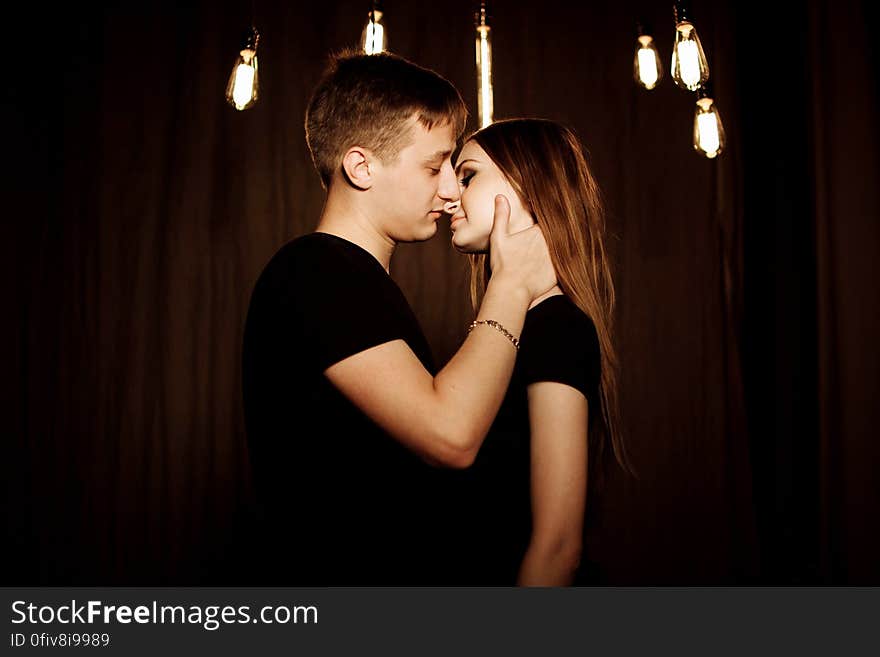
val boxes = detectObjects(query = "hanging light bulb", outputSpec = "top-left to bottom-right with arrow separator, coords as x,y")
693,86 -> 726,158
671,2 -> 709,91
362,2 -> 387,55
475,2 -> 494,128
633,22 -> 663,90
225,26 -> 260,111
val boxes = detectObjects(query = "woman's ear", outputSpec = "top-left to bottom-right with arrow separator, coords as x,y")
341,147 -> 373,190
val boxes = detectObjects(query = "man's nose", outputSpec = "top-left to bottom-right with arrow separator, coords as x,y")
443,200 -> 461,214
437,161 -> 460,203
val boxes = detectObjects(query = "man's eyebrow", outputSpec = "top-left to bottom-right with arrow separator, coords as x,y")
425,149 -> 453,162
454,158 -> 478,173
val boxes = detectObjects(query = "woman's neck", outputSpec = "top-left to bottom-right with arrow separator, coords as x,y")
528,285 -> 564,310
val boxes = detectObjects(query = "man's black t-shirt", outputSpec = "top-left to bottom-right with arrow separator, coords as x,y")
242,233 -> 445,584
455,294 -> 601,584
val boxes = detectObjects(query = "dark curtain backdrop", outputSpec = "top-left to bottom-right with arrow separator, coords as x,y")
5,0 -> 878,584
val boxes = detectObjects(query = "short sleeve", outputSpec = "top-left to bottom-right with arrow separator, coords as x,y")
518,300 -> 601,400
275,237 -> 412,371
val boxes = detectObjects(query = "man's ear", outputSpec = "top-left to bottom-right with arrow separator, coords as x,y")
341,147 -> 374,190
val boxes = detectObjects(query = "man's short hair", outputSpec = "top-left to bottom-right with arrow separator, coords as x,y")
305,50 -> 468,188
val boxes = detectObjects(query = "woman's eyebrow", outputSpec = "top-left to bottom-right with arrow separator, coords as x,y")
454,158 -> 479,174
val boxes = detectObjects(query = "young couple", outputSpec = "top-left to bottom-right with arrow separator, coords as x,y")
242,51 -> 629,586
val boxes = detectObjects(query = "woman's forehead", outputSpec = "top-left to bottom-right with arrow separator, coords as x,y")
455,140 -> 486,166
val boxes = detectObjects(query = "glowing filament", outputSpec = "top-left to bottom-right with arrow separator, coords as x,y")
232,62 -> 256,109
693,97 -> 725,158
477,26 -> 494,128
676,40 -> 701,89
637,47 -> 659,88
362,10 -> 386,55
696,112 -> 720,157
364,21 -> 385,54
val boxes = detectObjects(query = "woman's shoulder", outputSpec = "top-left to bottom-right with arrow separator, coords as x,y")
519,294 -> 602,394
525,294 -> 598,344
522,295 -> 600,361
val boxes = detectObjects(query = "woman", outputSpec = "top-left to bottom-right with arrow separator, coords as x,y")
449,118 -> 631,585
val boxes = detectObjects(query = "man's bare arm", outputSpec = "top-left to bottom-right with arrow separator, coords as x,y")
324,196 -> 555,468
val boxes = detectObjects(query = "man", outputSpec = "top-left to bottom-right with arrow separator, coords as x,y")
242,51 -> 555,584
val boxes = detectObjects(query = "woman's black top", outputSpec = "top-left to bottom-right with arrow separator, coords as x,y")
456,294 -> 602,585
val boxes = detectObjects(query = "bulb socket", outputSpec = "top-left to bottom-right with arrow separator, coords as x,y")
673,1 -> 692,25
240,26 -> 260,52
475,1 -> 491,28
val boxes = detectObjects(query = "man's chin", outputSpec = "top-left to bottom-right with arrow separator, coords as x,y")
396,221 -> 439,244
418,221 -> 439,241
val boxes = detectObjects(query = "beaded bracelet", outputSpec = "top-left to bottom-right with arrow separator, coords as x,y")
467,319 -> 521,351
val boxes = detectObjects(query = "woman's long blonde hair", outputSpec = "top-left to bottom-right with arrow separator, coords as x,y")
467,118 -> 632,481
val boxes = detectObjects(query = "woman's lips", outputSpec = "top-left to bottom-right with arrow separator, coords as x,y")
450,215 -> 465,230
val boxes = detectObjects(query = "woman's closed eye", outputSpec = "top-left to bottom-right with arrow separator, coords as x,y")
458,171 -> 475,187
